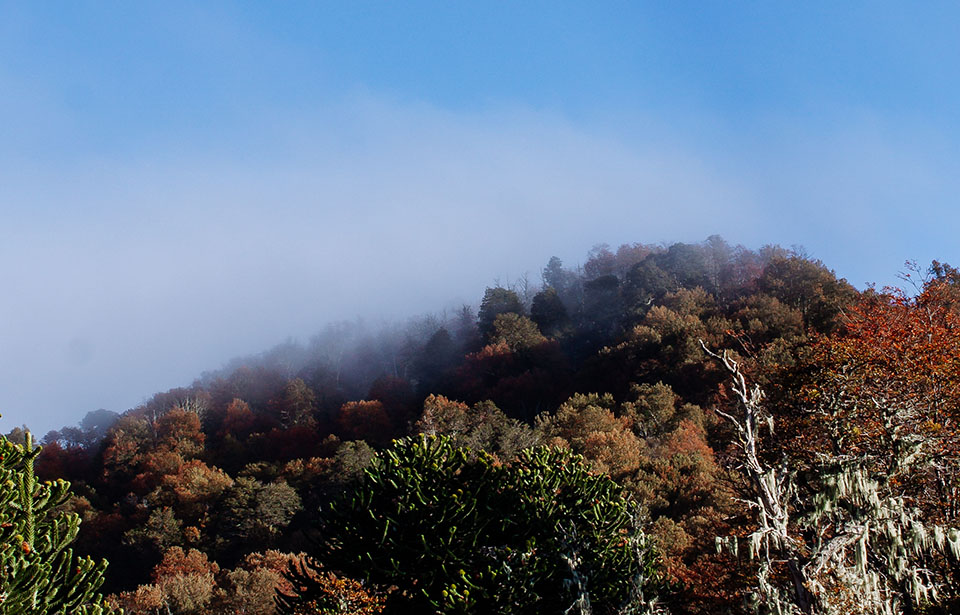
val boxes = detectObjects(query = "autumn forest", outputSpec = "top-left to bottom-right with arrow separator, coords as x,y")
6,236 -> 960,615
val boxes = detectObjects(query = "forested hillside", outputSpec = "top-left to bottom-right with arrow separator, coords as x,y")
14,236 -> 960,614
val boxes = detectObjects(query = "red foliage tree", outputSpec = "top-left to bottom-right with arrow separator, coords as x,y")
218,398 -> 257,440
367,375 -> 416,426
789,276 -> 960,524
336,400 -> 394,445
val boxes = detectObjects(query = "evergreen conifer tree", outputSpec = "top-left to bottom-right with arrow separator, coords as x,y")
0,429 -> 116,614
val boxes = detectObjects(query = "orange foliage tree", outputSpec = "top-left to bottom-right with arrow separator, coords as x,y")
791,274 -> 960,524
704,269 -> 960,614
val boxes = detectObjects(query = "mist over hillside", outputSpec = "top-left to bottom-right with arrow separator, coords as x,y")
31,235 -> 836,441
26,231 -> 960,613
7,5 -> 960,612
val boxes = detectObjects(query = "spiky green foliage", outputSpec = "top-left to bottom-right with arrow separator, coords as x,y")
279,435 -> 662,614
0,431 -> 117,614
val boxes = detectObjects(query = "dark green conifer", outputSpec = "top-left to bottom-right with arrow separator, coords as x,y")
0,430 -> 116,614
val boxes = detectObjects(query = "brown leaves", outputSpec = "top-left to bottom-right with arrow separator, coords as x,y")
336,400 -> 393,445
796,278 -> 960,462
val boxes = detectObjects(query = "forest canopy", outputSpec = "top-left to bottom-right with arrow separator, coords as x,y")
15,238 -> 960,615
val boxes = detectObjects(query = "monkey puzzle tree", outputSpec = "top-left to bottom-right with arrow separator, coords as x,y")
0,430 -> 116,614
280,436 -> 663,615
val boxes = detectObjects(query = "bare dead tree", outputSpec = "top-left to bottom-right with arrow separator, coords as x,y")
702,341 -> 960,615
701,341 -> 813,614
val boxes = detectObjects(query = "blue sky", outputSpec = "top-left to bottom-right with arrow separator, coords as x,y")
2,2 -> 960,434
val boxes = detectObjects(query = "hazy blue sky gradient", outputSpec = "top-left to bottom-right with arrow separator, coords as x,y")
3,2 -> 960,434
